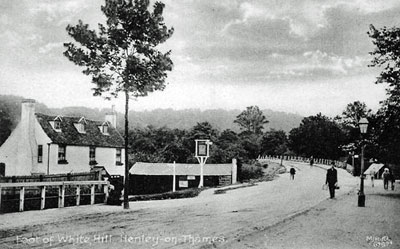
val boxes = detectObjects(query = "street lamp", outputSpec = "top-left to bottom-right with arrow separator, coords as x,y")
358,117 -> 369,207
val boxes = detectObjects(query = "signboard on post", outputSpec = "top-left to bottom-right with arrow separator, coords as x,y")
195,139 -> 212,188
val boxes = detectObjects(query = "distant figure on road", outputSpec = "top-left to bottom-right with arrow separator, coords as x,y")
326,162 -> 338,199
382,168 -> 390,190
370,169 -> 376,187
290,167 -> 296,180
310,156 -> 314,167
389,171 -> 395,191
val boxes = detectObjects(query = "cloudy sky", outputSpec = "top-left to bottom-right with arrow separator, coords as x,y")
1,0 -> 399,116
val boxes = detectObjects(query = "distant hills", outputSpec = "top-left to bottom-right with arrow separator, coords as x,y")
0,95 -> 303,134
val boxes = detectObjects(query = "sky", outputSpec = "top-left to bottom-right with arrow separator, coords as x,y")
1,0 -> 399,117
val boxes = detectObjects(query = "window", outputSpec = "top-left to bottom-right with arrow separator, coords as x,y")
75,117 -> 87,133
99,122 -> 109,135
54,120 -> 61,130
89,146 -> 96,163
38,145 -> 43,163
51,116 -> 63,132
103,125 -> 108,134
116,149 -> 122,165
0,163 -> 5,177
58,145 -> 67,164
75,122 -> 85,133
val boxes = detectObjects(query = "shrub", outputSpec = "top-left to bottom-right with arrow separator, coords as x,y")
240,164 -> 264,181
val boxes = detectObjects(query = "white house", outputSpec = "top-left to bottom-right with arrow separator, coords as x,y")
0,99 -> 125,176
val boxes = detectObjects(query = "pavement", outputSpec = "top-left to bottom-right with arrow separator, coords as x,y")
0,160 -> 398,249
223,162 -> 400,249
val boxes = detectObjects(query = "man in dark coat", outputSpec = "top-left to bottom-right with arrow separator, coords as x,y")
326,162 -> 338,199
290,167 -> 296,180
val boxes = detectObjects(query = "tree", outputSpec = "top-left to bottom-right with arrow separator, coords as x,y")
64,0 -> 173,209
368,25 -> 400,170
234,106 -> 268,134
260,129 -> 288,156
288,113 -> 348,159
368,25 -> 400,100
340,101 -> 371,127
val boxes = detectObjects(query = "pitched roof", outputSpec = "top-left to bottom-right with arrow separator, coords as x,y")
35,113 -> 124,148
130,162 -> 232,176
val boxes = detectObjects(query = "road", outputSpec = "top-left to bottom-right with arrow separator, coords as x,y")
0,161 -> 358,248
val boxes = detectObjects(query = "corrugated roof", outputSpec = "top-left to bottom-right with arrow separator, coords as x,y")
130,162 -> 232,176
36,113 -> 124,148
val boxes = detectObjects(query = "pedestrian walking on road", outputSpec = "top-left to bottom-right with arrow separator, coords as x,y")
326,162 -> 338,199
382,168 -> 390,190
310,156 -> 314,167
389,171 -> 395,191
290,167 -> 296,180
370,169 -> 376,187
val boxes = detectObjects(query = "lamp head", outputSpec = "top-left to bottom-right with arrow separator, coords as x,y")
358,117 -> 369,134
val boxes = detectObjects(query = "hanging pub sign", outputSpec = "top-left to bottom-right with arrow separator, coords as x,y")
195,139 -> 212,157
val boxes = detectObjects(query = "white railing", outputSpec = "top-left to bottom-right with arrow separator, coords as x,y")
0,180 -> 109,212
258,155 -> 347,168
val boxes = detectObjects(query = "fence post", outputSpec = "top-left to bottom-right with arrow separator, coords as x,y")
104,182 -> 109,204
76,185 -> 80,206
40,186 -> 46,210
90,185 -> 95,205
59,185 -> 65,208
19,187 -> 25,212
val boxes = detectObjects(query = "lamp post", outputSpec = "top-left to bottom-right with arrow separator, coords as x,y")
358,117 -> 369,207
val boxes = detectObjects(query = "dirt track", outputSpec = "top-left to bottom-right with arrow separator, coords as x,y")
3,161 -> 395,249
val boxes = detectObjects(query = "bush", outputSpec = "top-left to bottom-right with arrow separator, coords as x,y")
240,164 -> 264,181
128,188 -> 202,202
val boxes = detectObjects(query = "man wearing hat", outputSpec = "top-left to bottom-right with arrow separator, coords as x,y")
382,168 -> 390,190
326,162 -> 338,199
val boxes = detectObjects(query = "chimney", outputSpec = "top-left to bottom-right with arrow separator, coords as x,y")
105,105 -> 117,128
18,99 -> 38,173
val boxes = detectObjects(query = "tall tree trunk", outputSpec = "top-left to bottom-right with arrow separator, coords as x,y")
123,90 -> 130,209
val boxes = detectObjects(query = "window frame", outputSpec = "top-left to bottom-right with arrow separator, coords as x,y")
116,148 -> 122,165
38,145 -> 43,163
89,146 -> 96,162
58,145 -> 67,164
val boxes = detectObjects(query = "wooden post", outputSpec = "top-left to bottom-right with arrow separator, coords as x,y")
40,186 -> 46,210
19,187 -> 25,212
90,184 -> 95,205
58,185 -> 65,208
172,161 -> 176,192
104,183 -> 109,204
76,185 -> 80,206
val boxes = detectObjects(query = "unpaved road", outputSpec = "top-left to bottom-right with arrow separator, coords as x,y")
0,162 -> 358,248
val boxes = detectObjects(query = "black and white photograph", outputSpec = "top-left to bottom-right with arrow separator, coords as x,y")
0,0 -> 399,248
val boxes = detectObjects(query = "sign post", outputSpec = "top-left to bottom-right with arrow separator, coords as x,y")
195,139 -> 212,188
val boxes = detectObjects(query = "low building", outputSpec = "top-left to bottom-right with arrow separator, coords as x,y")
0,99 -> 125,176
129,160 -> 237,195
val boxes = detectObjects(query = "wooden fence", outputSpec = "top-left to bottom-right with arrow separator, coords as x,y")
0,180 -> 109,213
0,171 -> 101,183
258,155 -> 348,169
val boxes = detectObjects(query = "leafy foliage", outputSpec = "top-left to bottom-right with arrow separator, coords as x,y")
340,101 -> 372,127
64,0 -> 173,99
260,129 -> 288,156
234,106 -> 268,134
288,113 -> 348,159
368,25 -> 400,166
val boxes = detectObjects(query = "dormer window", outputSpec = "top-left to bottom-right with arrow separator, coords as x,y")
74,117 -> 87,134
99,122 -> 109,135
50,116 -> 63,132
